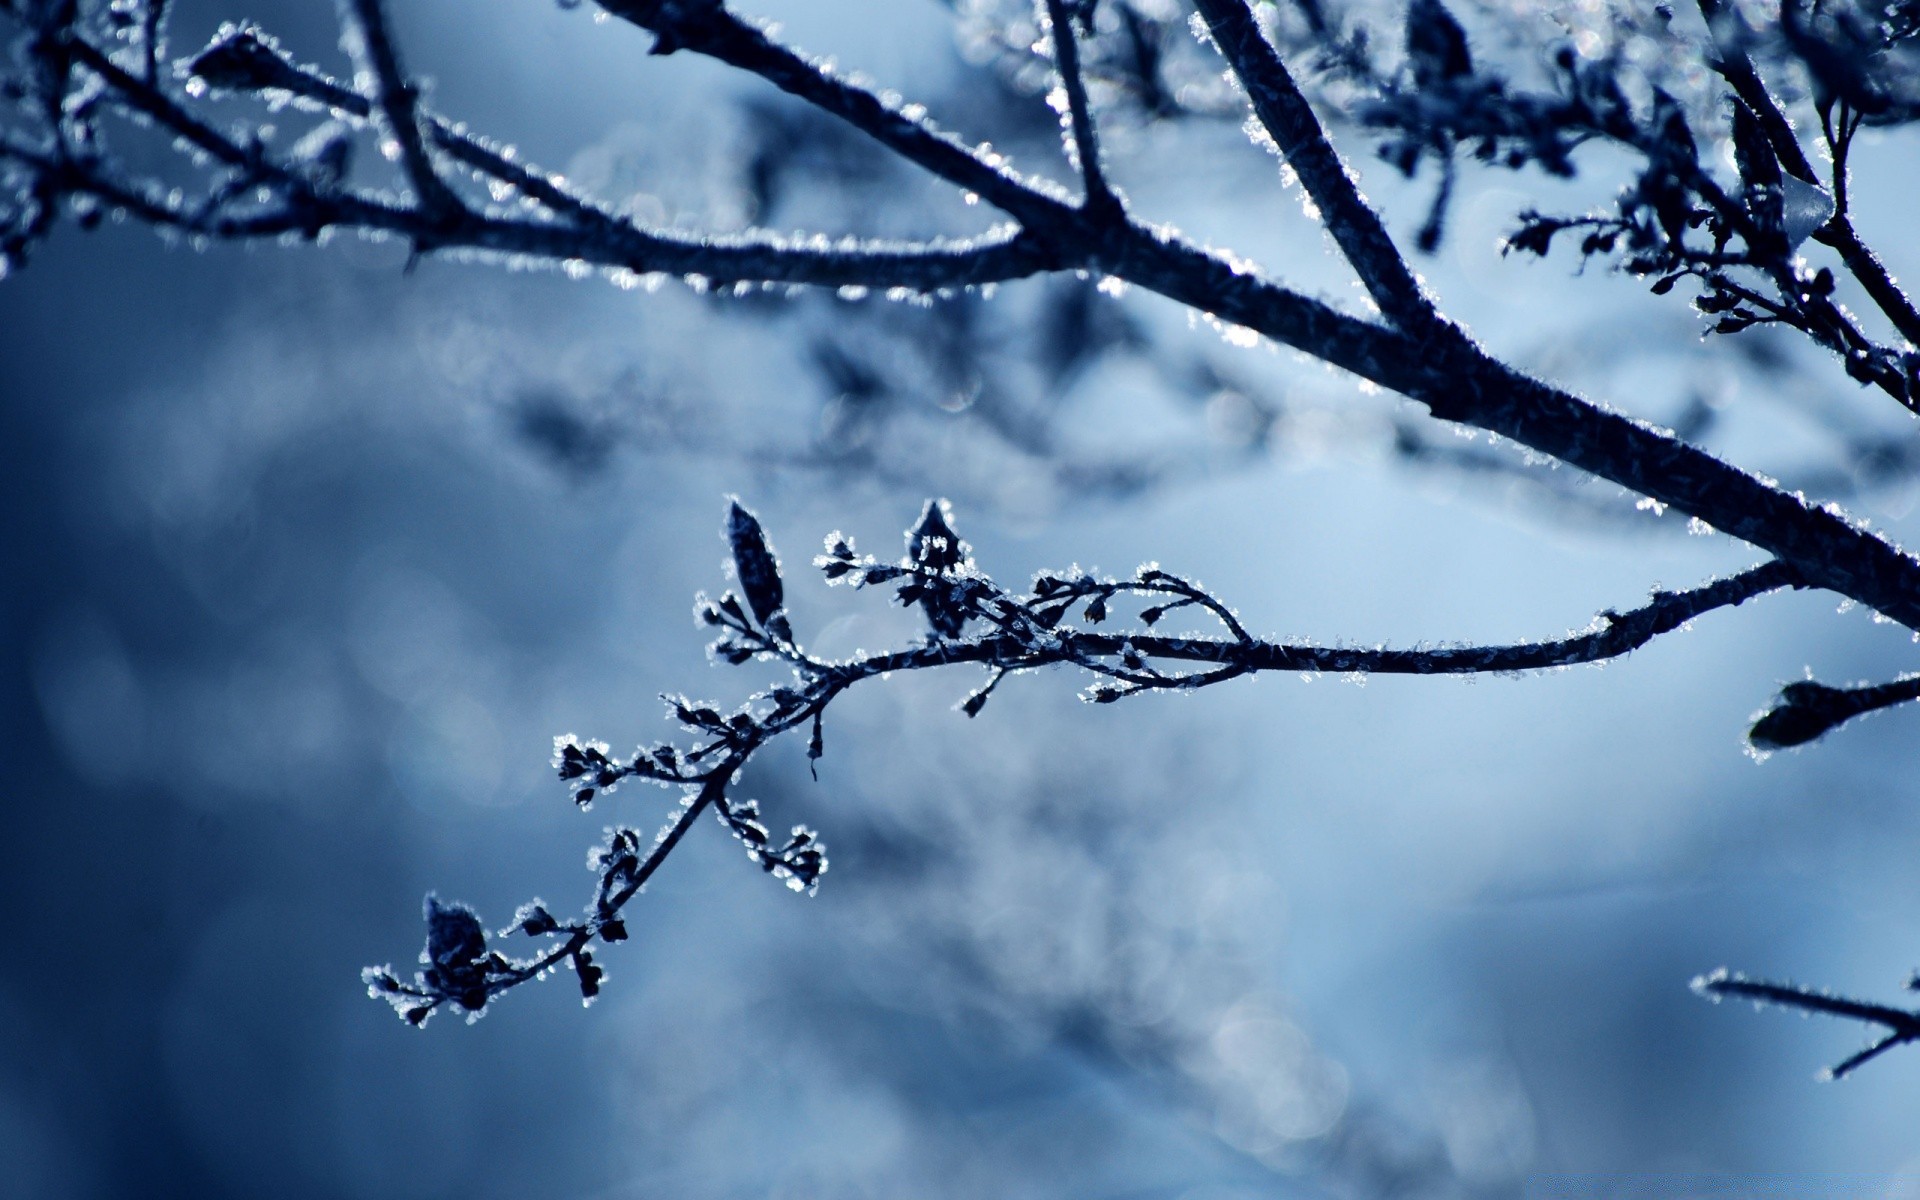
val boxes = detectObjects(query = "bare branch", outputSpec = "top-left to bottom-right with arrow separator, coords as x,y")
43,33 -> 1065,289
335,0 -> 463,227
1694,970 -> 1920,1079
1702,0 -> 1920,349
596,0 -> 1081,235
365,500 -> 1810,1022
24,11 -> 1920,631
1188,0 -> 1438,331
1697,0 -> 1820,183
1813,102 -> 1920,348
1041,0 -> 1121,218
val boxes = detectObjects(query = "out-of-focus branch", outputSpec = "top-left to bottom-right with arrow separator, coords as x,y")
335,0 -> 463,227
1698,0 -> 1920,348
1697,0 -> 1820,182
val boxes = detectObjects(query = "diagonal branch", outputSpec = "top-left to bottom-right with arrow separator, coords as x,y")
597,0 -> 1081,236
176,33 -> 621,231
1813,106 -> 1920,349
1188,0 -> 1437,332
47,35 -> 1065,289
1696,0 -> 1920,348
1103,224 -> 1920,632
336,0 -> 463,227
1697,0 -> 1818,182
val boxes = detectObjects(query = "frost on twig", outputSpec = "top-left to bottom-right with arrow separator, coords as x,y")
9,0 -> 1920,628
1748,672 -> 1920,749
365,499 -> 1829,1023
1693,968 -> 1920,1079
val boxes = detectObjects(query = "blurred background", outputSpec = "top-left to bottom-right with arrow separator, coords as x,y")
5,0 -> 1920,1196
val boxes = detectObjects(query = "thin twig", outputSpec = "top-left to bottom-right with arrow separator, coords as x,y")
1696,0 -> 1818,182
42,38 -> 1067,288
1041,0 -> 1120,218
336,0 -> 463,227
1697,0 -> 1920,347
364,503 -> 1817,1021
1812,103 -> 1920,345
1695,970 -> 1920,1079
597,0 -> 1079,235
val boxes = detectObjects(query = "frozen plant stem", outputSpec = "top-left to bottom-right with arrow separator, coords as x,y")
1188,0 -> 1437,331
1694,970 -> 1920,1079
335,0 -> 462,227
365,501 -> 1832,1022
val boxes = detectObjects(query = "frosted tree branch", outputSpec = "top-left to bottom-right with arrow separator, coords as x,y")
596,0 -> 1084,232
335,0 -> 462,226
9,1 -> 1920,628
1694,969 -> 1920,1079
1188,0 -> 1438,331
1748,671 -> 1920,749
365,501 -> 1823,1023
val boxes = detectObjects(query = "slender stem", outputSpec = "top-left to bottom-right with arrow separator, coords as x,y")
1811,105 -> 1920,346
1698,0 -> 1920,347
1697,0 -> 1818,182
139,0 -> 167,83
820,559 -> 1803,679
477,758 -> 731,1003
38,41 -> 1065,289
1827,1031 -> 1909,1079
597,0 -> 1080,236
